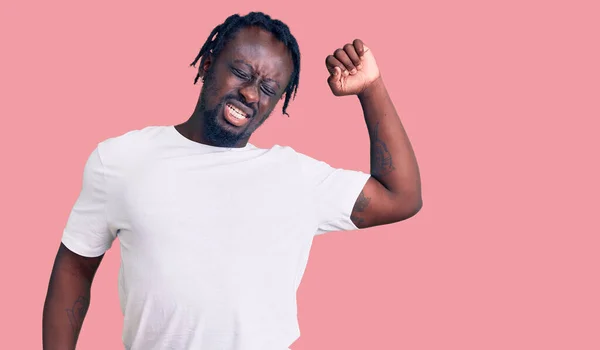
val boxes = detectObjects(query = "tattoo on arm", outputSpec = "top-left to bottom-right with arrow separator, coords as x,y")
351,190 -> 372,226
66,295 -> 89,342
371,121 -> 395,177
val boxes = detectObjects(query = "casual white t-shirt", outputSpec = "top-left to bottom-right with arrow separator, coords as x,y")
61,125 -> 371,350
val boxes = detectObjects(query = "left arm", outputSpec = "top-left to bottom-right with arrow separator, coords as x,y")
326,39 -> 422,228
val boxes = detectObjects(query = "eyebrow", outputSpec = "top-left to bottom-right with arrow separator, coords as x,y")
233,59 -> 281,89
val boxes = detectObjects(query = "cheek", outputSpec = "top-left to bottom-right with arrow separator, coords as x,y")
254,101 -> 276,122
205,68 -> 236,96
249,114 -> 270,130
259,95 -> 280,113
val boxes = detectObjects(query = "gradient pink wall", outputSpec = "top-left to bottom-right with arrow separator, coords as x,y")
1,0 -> 599,349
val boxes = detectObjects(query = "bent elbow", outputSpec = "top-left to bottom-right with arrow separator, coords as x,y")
395,194 -> 423,221
403,201 -> 423,220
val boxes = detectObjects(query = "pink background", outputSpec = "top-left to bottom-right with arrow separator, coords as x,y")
1,0 -> 599,349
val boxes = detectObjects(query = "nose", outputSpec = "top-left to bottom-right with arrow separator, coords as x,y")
239,82 -> 260,105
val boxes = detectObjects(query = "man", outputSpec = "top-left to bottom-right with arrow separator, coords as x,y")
42,11 -> 422,350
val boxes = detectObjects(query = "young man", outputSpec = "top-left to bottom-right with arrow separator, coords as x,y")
42,11 -> 422,350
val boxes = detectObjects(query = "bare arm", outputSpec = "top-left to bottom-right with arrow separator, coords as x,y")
351,76 -> 422,228
326,39 -> 422,229
42,243 -> 104,350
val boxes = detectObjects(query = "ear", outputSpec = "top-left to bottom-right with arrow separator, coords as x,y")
198,53 -> 213,81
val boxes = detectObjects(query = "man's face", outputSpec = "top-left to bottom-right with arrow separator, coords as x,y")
197,26 -> 294,147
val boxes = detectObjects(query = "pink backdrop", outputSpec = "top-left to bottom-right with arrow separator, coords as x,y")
1,0 -> 599,349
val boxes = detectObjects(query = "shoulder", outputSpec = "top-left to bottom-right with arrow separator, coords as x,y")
264,145 -> 346,187
96,125 -> 166,165
263,144 -> 319,162
259,144 -> 328,170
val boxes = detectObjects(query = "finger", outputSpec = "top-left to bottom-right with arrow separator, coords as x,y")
344,43 -> 361,69
327,66 -> 342,84
353,39 -> 365,56
333,48 -> 356,75
325,55 -> 345,75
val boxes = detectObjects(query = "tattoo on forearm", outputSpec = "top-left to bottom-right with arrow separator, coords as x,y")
372,121 -> 395,177
351,190 -> 371,226
66,295 -> 89,341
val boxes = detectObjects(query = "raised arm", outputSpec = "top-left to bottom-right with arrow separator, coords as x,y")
42,243 -> 104,350
325,39 -> 422,228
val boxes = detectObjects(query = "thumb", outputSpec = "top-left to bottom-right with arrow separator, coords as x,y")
328,66 -> 342,84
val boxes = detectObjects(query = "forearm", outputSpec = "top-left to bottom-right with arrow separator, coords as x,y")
358,76 -> 422,204
43,245 -> 97,350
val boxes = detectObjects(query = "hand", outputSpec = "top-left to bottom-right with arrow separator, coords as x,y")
326,39 -> 381,96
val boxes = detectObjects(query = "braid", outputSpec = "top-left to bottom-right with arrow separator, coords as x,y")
190,12 -> 301,117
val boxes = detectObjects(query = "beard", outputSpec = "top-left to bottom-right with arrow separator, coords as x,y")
200,99 -> 246,147
197,76 -> 264,148
193,65 -> 279,147
196,95 -> 252,148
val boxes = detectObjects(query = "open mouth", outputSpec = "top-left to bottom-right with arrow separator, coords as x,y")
223,102 -> 251,127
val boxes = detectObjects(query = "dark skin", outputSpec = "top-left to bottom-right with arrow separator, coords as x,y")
322,39 -> 423,228
42,244 -> 103,349
42,26 -> 421,349
175,26 -> 294,148
176,27 -> 421,227
42,27 -> 295,350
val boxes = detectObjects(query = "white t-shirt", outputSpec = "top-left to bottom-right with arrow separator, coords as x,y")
61,125 -> 371,350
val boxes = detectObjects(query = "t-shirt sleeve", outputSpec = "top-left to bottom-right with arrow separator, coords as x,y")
297,152 -> 371,235
61,146 -> 117,257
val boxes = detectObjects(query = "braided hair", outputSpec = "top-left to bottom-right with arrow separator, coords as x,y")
190,12 -> 301,116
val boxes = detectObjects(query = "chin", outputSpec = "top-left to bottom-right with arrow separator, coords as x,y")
202,107 -> 248,147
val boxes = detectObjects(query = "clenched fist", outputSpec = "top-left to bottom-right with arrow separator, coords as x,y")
325,39 -> 381,96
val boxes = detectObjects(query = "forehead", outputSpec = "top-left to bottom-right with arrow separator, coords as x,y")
221,26 -> 293,80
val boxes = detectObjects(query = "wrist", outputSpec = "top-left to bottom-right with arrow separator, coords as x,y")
357,76 -> 385,100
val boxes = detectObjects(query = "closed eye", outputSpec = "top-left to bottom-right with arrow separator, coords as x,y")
232,68 -> 250,80
261,85 -> 276,96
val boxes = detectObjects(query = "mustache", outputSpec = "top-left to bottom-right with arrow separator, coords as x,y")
222,95 -> 257,118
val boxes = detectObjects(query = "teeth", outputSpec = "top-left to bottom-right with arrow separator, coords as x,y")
227,104 -> 247,119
